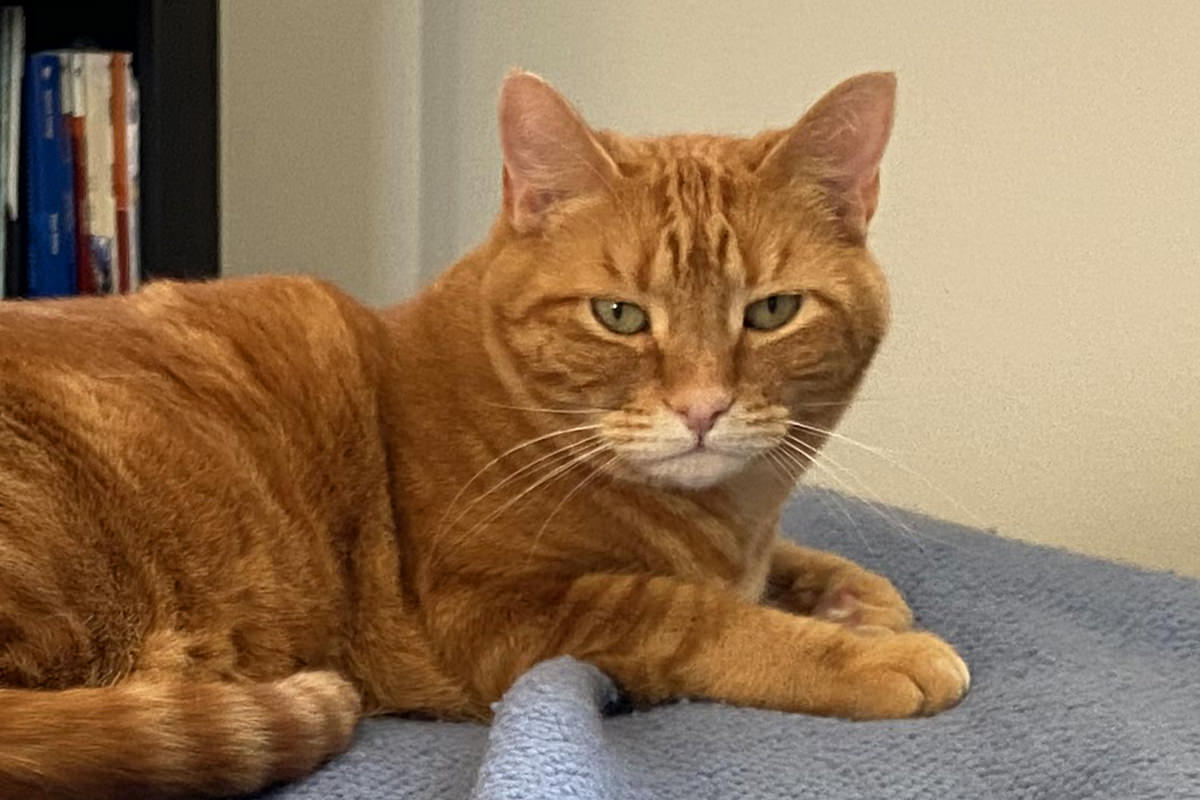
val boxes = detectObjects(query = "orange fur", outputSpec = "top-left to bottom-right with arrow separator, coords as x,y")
0,71 -> 967,797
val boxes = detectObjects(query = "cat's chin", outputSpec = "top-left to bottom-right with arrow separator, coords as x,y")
631,449 -> 750,491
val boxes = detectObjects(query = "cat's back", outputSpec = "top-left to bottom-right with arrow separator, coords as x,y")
0,271 -> 389,490
0,274 -> 399,687
0,273 -> 396,496
0,273 -> 373,379
2,274 -> 384,428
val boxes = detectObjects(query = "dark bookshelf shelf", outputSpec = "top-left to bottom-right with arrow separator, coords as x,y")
15,0 -> 218,283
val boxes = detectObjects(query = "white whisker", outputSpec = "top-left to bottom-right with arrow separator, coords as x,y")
761,450 -> 798,492
434,424 -> 603,534
522,454 -> 620,569
786,419 -> 986,528
774,442 -> 875,554
437,434 -> 604,542
786,434 -> 991,559
456,442 -> 613,545
785,420 -> 899,457
481,400 -> 619,415
783,435 -> 924,552
791,400 -> 851,409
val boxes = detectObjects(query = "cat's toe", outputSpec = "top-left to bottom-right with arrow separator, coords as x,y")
844,631 -> 970,719
810,572 -> 913,632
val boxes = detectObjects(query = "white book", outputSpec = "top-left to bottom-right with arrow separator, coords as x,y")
0,9 -> 10,298
4,8 -> 21,226
57,53 -> 71,115
1,8 -> 22,298
82,52 -> 115,293
125,67 -> 139,291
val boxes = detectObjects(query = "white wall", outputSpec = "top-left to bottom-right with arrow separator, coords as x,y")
222,1 -> 1200,575
221,0 -> 423,301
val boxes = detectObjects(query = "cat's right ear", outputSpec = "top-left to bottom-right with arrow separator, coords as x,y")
757,72 -> 896,242
499,71 -> 621,233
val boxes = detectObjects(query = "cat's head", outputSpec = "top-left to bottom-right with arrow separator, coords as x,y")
482,72 -> 893,491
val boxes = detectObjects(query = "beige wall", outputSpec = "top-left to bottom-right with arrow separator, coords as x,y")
220,0 -> 423,300
222,1 -> 1200,575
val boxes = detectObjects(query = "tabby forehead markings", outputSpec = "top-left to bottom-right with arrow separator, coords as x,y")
639,157 -> 745,296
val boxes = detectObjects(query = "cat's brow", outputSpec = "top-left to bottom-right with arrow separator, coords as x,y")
600,246 -> 623,281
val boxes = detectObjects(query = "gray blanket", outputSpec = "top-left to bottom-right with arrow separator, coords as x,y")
264,490 -> 1200,799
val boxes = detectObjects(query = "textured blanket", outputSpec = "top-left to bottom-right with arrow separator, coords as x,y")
262,490 -> 1200,799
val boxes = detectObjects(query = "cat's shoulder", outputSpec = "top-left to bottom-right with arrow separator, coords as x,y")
137,273 -> 359,315
0,274 -> 387,373
136,273 -> 377,333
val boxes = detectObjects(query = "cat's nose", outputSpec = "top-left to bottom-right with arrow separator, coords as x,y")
666,389 -> 733,438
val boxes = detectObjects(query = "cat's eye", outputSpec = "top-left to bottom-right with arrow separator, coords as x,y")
744,294 -> 802,331
590,299 -> 649,335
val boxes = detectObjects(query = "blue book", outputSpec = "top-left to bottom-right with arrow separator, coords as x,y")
24,52 -> 76,297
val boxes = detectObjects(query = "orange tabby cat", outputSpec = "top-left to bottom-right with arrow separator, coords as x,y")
0,71 -> 968,798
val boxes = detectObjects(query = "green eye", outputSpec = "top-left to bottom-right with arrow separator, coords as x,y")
590,299 -> 649,335
744,293 -> 802,331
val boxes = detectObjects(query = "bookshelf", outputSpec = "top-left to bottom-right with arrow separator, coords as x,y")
15,0 -> 218,284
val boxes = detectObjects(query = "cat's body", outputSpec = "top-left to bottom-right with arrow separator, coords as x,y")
0,72 -> 968,798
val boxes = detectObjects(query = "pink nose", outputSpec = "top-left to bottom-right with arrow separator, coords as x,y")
666,389 -> 733,437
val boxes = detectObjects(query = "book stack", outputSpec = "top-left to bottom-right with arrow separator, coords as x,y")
0,8 -> 140,300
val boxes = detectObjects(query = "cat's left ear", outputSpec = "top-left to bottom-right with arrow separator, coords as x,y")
757,72 -> 896,241
498,70 -> 621,233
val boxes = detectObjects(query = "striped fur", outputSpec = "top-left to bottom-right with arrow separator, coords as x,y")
0,71 -> 966,797
0,672 -> 358,799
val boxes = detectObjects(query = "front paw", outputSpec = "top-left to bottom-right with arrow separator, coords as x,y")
793,569 -> 913,633
842,631 -> 970,719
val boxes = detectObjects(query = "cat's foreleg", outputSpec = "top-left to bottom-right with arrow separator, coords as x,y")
533,574 -> 966,720
765,538 -> 913,633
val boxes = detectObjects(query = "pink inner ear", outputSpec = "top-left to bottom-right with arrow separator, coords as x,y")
498,71 -> 619,232
858,169 -> 882,227
760,72 -> 896,238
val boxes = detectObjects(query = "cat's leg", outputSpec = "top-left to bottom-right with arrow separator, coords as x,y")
765,538 -> 913,633
470,574 -> 967,720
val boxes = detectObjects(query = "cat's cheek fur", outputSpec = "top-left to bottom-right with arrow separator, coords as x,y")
498,312 -> 648,406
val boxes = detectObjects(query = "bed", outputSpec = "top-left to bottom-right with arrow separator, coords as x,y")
262,490 -> 1200,799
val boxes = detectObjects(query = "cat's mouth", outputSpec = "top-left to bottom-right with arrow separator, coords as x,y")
625,445 -> 751,490
676,439 -> 708,455
635,439 -> 710,463
602,410 -> 781,489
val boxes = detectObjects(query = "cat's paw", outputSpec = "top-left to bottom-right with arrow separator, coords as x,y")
794,568 -> 913,633
842,631 -> 970,719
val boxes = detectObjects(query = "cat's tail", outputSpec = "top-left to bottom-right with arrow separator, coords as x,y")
0,670 -> 361,799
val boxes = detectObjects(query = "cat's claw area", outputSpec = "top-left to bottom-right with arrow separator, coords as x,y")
812,587 -> 861,621
801,572 -> 915,633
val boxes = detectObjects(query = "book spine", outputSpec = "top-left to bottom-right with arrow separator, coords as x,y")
125,68 -> 139,291
0,10 -> 10,299
81,53 -> 112,293
4,10 -> 22,298
110,52 -> 130,294
63,53 -> 92,294
24,52 -> 77,298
